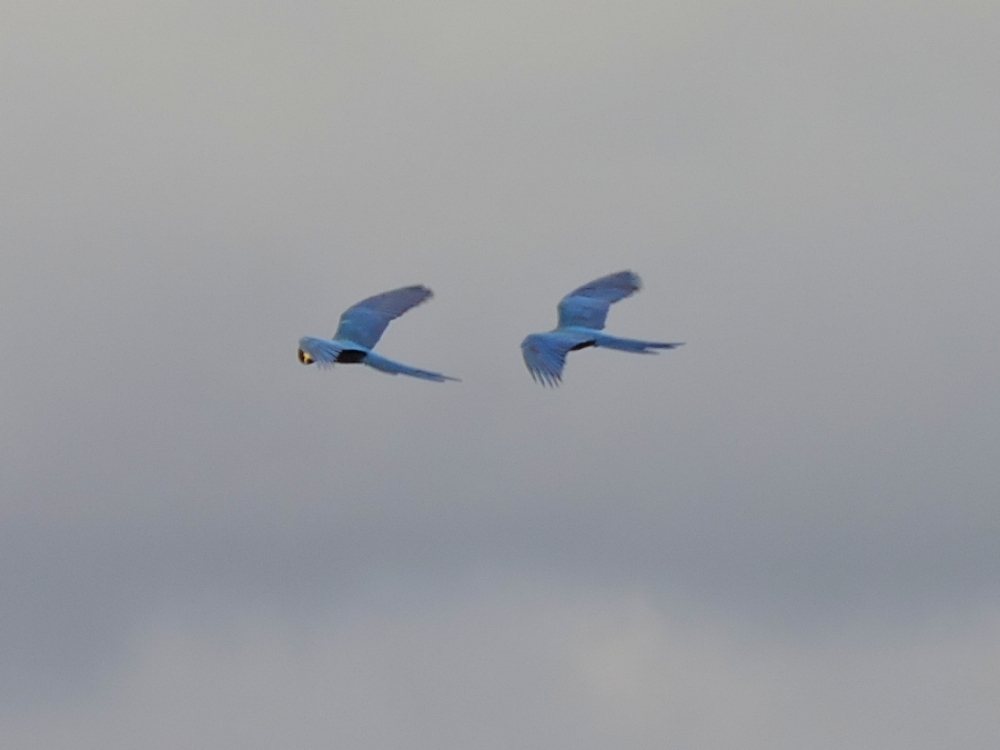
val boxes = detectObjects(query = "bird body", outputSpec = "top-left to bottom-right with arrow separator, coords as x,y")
298,285 -> 458,383
521,271 -> 682,386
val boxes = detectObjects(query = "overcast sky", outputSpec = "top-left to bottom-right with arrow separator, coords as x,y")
2,1 -> 1000,747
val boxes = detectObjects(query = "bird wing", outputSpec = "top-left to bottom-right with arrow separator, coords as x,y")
520,332 -> 578,387
298,336 -> 345,367
556,270 -> 641,330
333,285 -> 434,349
362,351 -> 460,383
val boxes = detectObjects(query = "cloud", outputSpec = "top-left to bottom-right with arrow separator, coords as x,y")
4,586 -> 1000,749
1,0 -> 1000,743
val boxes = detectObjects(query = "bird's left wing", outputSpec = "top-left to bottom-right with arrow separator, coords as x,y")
333,285 -> 433,349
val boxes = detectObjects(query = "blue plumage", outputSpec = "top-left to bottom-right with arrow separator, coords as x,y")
521,271 -> 683,386
298,285 -> 459,383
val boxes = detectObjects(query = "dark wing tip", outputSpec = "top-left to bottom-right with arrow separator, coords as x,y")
407,284 -> 433,298
567,270 -> 643,300
614,269 -> 642,292
391,284 -> 434,306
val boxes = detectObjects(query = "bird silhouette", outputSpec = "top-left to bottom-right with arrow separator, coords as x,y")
521,271 -> 683,386
298,285 -> 459,382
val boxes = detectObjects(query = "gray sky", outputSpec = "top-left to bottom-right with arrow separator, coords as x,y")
2,1 -> 1000,747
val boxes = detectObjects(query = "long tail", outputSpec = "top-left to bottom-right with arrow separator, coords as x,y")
592,332 -> 684,353
362,351 -> 460,382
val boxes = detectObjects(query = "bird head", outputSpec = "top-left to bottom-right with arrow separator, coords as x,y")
297,347 -> 314,365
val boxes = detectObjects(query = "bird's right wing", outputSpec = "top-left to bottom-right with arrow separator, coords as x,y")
521,332 -> 576,387
334,285 -> 434,349
362,351 -> 460,383
557,270 -> 641,330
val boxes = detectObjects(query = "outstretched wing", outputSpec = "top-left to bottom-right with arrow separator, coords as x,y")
521,332 -> 575,387
557,270 -> 641,330
333,285 -> 433,349
362,351 -> 460,383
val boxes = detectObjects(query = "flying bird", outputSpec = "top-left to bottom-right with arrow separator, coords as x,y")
298,285 -> 459,382
521,270 -> 683,386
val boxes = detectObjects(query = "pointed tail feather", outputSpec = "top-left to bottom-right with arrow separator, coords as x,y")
362,351 -> 460,382
592,333 -> 684,353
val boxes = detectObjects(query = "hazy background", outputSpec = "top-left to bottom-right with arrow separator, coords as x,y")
2,1 -> 999,746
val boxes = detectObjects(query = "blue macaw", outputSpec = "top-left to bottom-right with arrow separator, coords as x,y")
299,285 -> 459,383
521,271 -> 683,386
